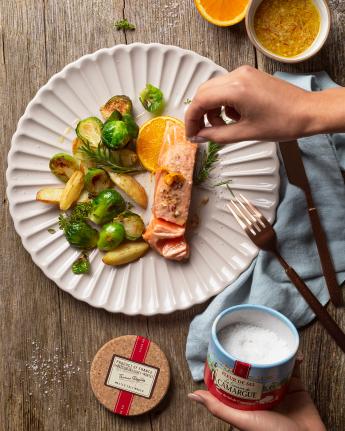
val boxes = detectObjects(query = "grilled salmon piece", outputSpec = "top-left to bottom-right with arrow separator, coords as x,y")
153,122 -> 197,226
143,218 -> 189,261
144,122 -> 196,261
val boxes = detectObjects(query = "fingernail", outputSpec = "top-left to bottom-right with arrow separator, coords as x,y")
188,136 -> 209,143
187,393 -> 205,404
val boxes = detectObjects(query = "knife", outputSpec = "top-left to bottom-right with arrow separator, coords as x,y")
279,140 -> 343,307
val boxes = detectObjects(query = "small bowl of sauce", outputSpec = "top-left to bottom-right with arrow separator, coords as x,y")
245,0 -> 330,63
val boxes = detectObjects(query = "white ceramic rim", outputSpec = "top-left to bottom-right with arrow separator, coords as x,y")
6,43 -> 280,315
245,0 -> 331,64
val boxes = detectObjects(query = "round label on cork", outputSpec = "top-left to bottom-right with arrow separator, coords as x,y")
90,335 -> 170,416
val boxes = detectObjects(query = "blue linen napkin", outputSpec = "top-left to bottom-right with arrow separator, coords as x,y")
186,72 -> 345,381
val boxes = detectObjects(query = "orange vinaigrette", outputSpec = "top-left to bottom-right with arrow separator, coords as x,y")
254,0 -> 320,57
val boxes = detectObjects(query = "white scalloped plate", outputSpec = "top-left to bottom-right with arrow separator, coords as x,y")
7,43 -> 279,315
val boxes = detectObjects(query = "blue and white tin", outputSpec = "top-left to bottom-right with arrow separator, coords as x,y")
204,304 -> 299,410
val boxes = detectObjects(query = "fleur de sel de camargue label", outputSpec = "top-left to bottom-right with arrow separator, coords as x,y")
215,368 -> 263,400
106,355 -> 159,399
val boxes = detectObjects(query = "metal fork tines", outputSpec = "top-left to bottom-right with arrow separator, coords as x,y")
227,193 -> 345,354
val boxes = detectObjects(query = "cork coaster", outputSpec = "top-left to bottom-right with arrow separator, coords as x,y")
90,335 -> 170,416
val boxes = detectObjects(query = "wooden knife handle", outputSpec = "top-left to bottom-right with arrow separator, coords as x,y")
308,207 -> 343,307
283,264 -> 345,353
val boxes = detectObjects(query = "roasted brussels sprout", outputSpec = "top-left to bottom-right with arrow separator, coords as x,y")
118,148 -> 138,167
84,168 -> 112,195
88,189 -> 126,225
49,153 -> 78,182
76,117 -> 103,148
64,221 -> 99,249
139,84 -> 164,115
114,211 -> 145,240
72,253 -> 90,274
102,120 -> 130,150
97,222 -> 125,251
104,109 -> 122,124
122,114 -> 139,139
100,95 -> 132,119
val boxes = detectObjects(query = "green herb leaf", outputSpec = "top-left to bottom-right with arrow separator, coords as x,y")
79,142 -> 142,174
58,202 -> 93,231
72,253 -> 90,275
114,18 -> 136,31
213,179 -> 232,187
194,141 -> 220,185
184,98 -> 192,105
47,228 -> 56,234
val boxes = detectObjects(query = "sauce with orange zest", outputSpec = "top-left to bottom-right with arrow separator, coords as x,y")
254,0 -> 320,58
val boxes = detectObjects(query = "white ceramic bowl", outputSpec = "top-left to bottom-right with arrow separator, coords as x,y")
245,0 -> 331,63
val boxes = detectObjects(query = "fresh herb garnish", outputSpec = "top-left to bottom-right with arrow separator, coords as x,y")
194,141 -> 220,185
114,19 -> 136,31
213,179 -> 232,187
184,98 -> 192,105
72,252 -> 90,275
58,202 -> 93,231
79,142 -> 142,174
47,228 -> 56,234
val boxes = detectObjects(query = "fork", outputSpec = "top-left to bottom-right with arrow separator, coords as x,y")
228,193 -> 345,353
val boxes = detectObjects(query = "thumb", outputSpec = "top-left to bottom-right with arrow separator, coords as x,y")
188,390 -> 263,430
194,122 -> 255,145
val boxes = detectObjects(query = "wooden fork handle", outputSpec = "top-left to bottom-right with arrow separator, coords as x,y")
285,265 -> 345,353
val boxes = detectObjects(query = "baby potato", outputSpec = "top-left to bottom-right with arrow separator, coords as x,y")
108,172 -> 148,209
102,241 -> 149,266
36,187 -> 64,204
60,171 -> 84,211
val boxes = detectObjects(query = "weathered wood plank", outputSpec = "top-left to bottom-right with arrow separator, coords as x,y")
1,0 -> 344,430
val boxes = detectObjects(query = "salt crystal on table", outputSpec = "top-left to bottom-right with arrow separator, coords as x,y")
217,323 -> 291,365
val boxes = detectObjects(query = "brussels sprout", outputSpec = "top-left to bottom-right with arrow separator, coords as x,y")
118,148 -> 138,167
72,253 -> 90,274
49,153 -> 78,182
97,222 -> 125,251
64,221 -> 99,249
139,84 -> 164,115
76,117 -> 103,147
88,189 -> 126,225
104,109 -> 122,124
102,120 -> 130,150
122,114 -> 139,139
84,168 -> 112,195
100,95 -> 132,120
114,211 -> 145,240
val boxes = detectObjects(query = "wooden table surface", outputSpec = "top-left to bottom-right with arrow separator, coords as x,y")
1,1 -> 345,430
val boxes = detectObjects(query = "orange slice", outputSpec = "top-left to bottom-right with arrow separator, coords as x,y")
194,0 -> 249,27
136,116 -> 183,172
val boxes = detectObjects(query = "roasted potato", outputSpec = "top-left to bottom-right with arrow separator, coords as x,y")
107,172 -> 148,209
102,241 -> 149,266
59,171 -> 84,211
36,187 -> 64,204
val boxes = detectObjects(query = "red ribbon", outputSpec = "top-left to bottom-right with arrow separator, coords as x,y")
113,336 -> 151,416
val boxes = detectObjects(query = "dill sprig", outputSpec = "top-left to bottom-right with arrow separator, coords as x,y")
58,202 -> 93,231
194,141 -> 220,185
114,18 -> 136,31
79,142 -> 142,174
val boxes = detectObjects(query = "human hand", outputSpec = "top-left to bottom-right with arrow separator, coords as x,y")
188,360 -> 326,431
184,65 -> 316,144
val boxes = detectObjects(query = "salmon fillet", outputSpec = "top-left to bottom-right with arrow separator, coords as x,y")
143,122 -> 196,261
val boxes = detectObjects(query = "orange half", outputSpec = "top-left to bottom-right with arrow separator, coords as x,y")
136,116 -> 184,172
194,0 -> 249,27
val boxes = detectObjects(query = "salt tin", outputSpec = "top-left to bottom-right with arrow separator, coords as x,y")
204,305 -> 299,410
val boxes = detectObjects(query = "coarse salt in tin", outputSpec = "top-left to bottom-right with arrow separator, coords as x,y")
204,305 -> 299,410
